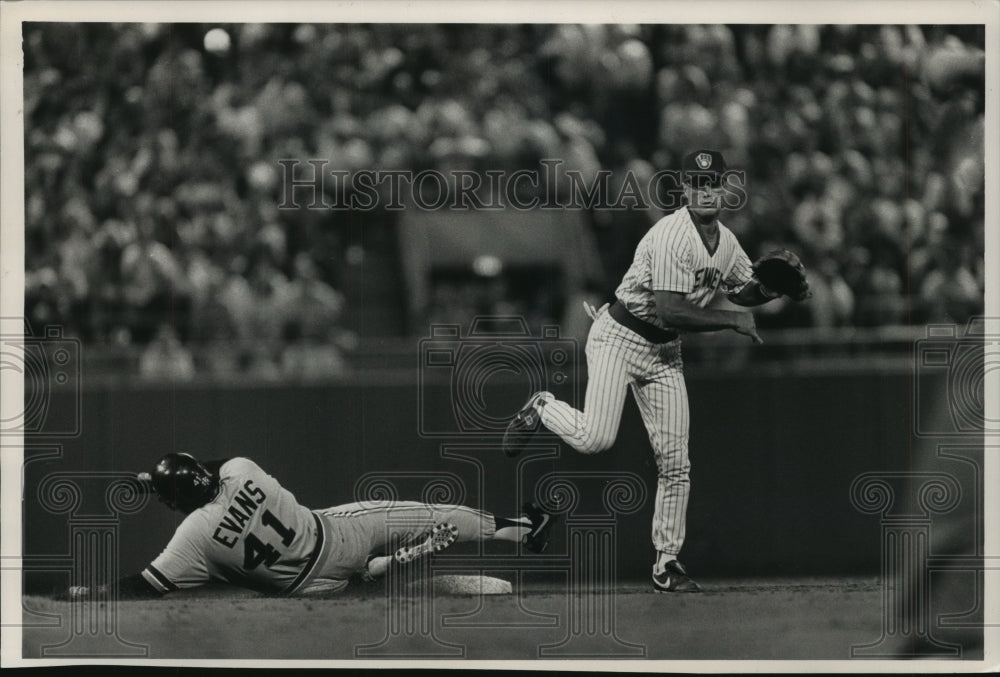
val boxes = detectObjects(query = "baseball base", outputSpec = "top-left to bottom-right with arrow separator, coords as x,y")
429,575 -> 512,595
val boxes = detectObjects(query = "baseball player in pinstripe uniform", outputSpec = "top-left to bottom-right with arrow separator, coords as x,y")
504,150 -> 809,593
67,453 -> 556,598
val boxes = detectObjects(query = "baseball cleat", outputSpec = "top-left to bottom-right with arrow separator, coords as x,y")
394,523 -> 459,564
652,559 -> 702,593
522,502 -> 559,554
502,391 -> 552,458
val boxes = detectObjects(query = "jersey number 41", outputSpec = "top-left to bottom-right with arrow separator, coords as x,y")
243,510 -> 297,570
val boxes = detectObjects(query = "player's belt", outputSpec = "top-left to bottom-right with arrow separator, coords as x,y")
609,300 -> 679,344
282,512 -> 327,595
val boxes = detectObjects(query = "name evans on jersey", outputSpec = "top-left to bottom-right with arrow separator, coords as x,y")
211,479 -> 267,548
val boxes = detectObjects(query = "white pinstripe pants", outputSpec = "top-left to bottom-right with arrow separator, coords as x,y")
541,309 -> 690,556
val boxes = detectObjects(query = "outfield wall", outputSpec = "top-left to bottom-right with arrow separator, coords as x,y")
22,367 -> 978,590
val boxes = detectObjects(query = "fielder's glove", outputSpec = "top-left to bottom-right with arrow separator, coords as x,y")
752,249 -> 811,301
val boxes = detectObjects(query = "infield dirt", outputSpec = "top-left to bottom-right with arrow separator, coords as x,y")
21,577 -> 886,660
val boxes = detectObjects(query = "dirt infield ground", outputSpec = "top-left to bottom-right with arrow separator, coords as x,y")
21,577 -> 888,660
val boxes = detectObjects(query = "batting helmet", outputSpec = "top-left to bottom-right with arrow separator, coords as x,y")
150,452 -> 219,513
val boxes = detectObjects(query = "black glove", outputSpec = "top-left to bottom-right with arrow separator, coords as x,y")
752,249 -> 811,302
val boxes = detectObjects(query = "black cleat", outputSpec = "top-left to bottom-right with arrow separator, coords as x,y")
652,559 -> 702,593
521,502 -> 558,554
502,392 -> 551,458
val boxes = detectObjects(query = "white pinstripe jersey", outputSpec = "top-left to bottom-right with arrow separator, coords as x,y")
142,458 -> 320,594
614,207 -> 754,329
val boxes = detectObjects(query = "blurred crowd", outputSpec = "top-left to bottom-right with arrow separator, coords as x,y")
23,23 -> 985,377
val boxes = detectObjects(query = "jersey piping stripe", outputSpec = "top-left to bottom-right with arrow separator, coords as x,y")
319,506 -> 391,517
282,512 -> 327,595
318,503 -> 452,518
318,504 -> 496,537
142,564 -> 177,593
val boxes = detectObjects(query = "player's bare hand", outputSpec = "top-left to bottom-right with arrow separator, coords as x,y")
734,313 -> 763,344
583,301 -> 609,321
67,585 -> 90,599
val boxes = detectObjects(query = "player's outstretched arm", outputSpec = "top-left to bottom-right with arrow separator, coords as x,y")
727,280 -> 781,307
64,573 -> 164,601
654,291 -> 763,343
117,572 -> 164,599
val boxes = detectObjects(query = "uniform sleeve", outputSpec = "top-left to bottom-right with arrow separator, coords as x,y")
141,515 -> 212,593
650,228 -> 695,293
722,237 -> 754,295
118,572 -> 163,599
223,457 -> 260,475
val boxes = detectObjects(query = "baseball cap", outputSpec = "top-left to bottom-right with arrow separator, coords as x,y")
681,150 -> 727,186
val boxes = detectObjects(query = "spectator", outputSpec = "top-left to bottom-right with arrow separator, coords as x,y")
139,324 -> 196,380
856,265 -> 907,327
120,215 -> 191,344
278,322 -> 347,380
918,243 -> 982,323
22,23 -> 985,373
806,259 -> 855,328
274,253 -> 347,342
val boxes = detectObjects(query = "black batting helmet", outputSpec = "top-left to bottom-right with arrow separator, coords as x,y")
150,452 -> 219,513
